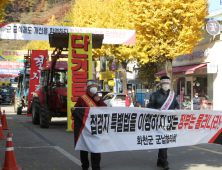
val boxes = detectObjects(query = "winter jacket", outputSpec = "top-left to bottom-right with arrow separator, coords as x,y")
148,89 -> 179,110
193,97 -> 201,110
144,92 -> 151,100
125,95 -> 131,106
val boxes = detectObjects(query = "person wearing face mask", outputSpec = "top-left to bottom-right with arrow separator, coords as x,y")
71,80 -> 107,170
148,76 -> 179,170
193,93 -> 201,110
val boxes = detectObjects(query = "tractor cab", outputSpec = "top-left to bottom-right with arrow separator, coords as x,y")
32,50 -> 68,128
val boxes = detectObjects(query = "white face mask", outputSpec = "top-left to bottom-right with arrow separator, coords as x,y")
90,87 -> 97,94
162,84 -> 170,91
195,96 -> 198,98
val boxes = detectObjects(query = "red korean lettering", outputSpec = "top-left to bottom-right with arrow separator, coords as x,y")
195,114 -> 205,129
71,59 -> 88,71
72,71 -> 88,82
71,83 -> 86,99
211,115 -> 222,129
200,114 -> 212,129
105,31 -> 109,37
71,35 -> 83,48
188,114 -> 196,129
72,49 -> 87,58
178,114 -> 186,129
84,35 -> 90,51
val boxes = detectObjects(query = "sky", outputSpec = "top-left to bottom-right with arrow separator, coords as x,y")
209,0 -> 222,14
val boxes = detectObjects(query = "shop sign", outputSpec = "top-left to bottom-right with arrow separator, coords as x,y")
207,63 -> 218,73
206,20 -> 220,35
127,72 -> 134,79
175,50 -> 207,61
99,71 -> 113,80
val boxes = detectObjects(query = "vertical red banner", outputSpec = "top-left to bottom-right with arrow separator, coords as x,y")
27,50 -> 47,115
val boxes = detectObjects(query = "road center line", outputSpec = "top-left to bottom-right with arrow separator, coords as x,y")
189,145 -> 222,155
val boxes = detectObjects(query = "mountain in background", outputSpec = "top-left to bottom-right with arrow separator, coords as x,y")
0,0 -> 72,50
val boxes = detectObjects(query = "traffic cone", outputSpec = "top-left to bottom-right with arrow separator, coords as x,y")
0,122 -> 5,139
0,107 -> 2,119
0,132 -> 22,170
1,110 -> 9,130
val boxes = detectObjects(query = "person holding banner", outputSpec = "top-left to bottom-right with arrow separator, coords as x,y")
148,76 -> 179,170
71,80 -> 107,170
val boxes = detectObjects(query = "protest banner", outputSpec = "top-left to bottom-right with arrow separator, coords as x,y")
27,50 -> 47,111
0,23 -> 136,45
73,107 -> 222,153
67,33 -> 92,131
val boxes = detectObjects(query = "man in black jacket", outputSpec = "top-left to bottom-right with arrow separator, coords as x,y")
148,76 -> 179,170
130,89 -> 137,107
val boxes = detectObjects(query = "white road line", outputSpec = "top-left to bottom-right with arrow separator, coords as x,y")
14,146 -> 87,169
53,146 -> 82,167
14,146 -> 55,149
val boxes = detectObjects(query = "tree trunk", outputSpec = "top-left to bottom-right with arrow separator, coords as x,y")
92,60 -> 96,80
120,61 -> 127,93
165,58 -> 173,90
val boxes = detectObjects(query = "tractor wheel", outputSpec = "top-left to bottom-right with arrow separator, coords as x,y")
39,104 -> 51,128
32,97 -> 40,125
17,100 -> 22,115
14,96 -> 17,113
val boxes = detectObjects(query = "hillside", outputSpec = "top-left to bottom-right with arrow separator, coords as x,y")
0,0 -> 72,50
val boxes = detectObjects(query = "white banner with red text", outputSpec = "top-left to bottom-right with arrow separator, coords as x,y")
0,23 -> 136,45
73,107 -> 222,153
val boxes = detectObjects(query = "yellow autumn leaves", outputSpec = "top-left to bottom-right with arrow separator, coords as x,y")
24,0 -> 209,64
0,0 -> 8,22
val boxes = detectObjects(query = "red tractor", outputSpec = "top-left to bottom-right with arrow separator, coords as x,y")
30,33 -> 103,128
31,49 -> 68,128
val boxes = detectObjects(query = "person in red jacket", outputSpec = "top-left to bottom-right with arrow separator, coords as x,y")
125,91 -> 131,107
71,80 -> 107,170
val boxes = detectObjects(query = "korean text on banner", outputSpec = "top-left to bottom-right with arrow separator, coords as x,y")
28,50 -> 47,108
0,23 -> 136,45
73,107 -> 222,153
67,33 -> 92,131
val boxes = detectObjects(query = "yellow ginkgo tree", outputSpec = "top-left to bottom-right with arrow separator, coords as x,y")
0,0 -> 8,22
62,0 -> 135,92
130,0 -> 209,87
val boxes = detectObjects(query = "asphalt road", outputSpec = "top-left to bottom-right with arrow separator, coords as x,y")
1,104 -> 222,170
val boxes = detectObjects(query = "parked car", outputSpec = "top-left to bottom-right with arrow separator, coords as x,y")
0,87 -> 13,104
103,93 -> 134,107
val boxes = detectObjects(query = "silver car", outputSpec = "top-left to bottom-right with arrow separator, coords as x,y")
103,93 -> 134,107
